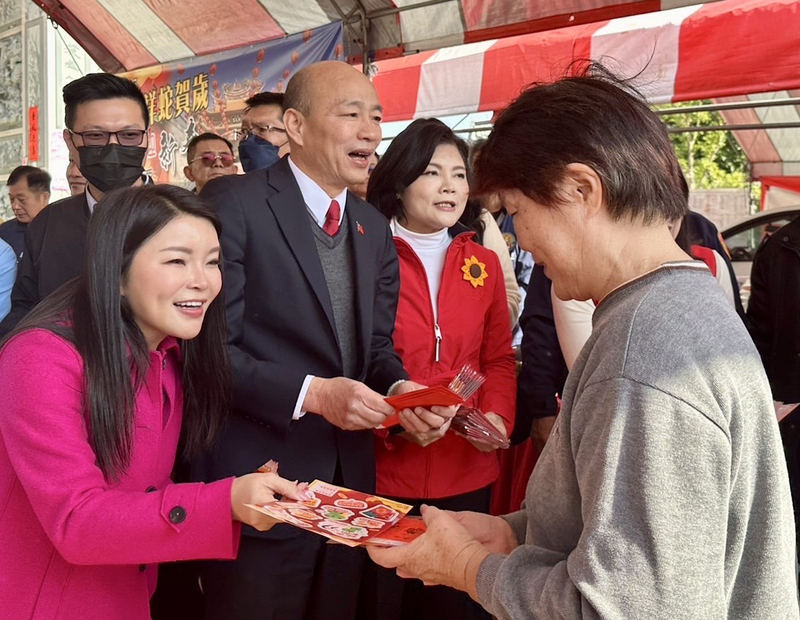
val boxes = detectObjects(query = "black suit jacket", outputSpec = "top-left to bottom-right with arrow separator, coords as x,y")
194,159 -> 407,536
0,194 -> 89,336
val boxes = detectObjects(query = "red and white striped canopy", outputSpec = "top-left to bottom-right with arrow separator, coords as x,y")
34,0 -> 721,74
372,0 -> 800,121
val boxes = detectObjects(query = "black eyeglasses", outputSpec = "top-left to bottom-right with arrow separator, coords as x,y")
190,152 -> 235,167
68,129 -> 146,147
239,123 -> 287,140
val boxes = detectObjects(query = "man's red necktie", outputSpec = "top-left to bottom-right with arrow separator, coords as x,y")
323,200 -> 340,236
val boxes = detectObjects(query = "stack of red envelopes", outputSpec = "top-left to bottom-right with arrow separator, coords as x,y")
450,406 -> 510,449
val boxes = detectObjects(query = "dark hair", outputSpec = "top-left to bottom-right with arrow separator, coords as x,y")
367,118 -> 482,234
63,73 -> 149,130
245,91 -> 285,112
11,185 -> 230,481
187,132 -> 233,163
475,64 -> 686,225
7,165 -> 51,193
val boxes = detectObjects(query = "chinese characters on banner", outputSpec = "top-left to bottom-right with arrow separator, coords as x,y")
120,23 -> 343,186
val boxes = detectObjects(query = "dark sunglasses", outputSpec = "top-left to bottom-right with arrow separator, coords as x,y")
190,152 -> 235,167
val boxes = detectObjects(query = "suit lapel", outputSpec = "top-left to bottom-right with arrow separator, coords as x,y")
266,160 -> 338,341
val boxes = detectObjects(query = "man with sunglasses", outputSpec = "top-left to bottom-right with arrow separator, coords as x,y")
184,133 -> 237,193
0,73 -> 149,336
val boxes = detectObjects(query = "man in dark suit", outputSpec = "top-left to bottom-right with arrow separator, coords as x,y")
1,166 -> 51,259
0,73 -> 149,336
193,61 -> 424,620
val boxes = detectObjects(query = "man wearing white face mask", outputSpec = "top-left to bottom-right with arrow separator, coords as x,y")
0,73 -> 150,336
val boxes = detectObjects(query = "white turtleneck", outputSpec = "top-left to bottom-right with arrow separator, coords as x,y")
392,219 -> 452,321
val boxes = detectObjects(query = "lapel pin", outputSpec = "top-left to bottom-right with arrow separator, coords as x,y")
357,221 -> 365,235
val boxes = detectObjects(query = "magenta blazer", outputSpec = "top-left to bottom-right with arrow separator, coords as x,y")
0,329 -> 241,619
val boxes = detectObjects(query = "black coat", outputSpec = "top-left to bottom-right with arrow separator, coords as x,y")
192,159 -> 407,538
747,215 -> 800,402
0,194 -> 89,337
512,264 -> 568,445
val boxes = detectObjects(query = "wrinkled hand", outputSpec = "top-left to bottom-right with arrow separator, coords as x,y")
367,505 -> 491,601
305,377 -> 395,430
231,472 -> 307,531
450,510 -> 518,554
467,412 -> 507,452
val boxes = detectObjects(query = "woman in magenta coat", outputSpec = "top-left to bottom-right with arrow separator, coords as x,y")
0,185 -> 303,619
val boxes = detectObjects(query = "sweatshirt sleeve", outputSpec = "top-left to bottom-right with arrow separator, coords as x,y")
0,329 -> 240,566
476,377 -> 731,619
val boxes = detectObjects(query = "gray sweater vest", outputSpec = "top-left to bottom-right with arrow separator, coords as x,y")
310,210 -> 359,378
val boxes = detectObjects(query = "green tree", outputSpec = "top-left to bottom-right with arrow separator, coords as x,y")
659,101 -> 750,190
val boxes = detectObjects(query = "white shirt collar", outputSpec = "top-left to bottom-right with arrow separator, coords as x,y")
287,156 -> 347,228
85,186 -> 99,214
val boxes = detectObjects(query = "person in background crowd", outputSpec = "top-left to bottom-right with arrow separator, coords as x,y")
363,118 -> 515,620
0,166 -> 51,259
349,151 -> 379,200
467,144 -> 522,331
238,92 -> 288,172
686,210 -> 745,320
0,73 -> 150,337
747,212 -> 800,559
193,61 -> 420,620
183,133 -> 237,194
0,184 -> 304,620
0,239 -> 16,321
67,157 -> 88,196
368,67 -> 799,619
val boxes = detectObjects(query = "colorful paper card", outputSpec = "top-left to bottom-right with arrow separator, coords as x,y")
246,480 -> 418,547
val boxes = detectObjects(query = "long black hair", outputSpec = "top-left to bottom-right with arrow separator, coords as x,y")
9,185 -> 230,481
367,118 -> 483,238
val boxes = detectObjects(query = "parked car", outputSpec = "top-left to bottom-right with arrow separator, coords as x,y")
721,207 -> 800,308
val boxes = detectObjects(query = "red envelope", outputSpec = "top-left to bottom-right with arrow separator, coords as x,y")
382,385 -> 465,427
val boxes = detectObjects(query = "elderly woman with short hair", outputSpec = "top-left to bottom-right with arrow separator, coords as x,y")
367,68 -> 799,619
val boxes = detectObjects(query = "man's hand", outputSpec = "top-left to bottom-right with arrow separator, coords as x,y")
304,377 -> 395,430
367,505 -> 491,601
450,510 -> 518,554
467,412 -> 507,452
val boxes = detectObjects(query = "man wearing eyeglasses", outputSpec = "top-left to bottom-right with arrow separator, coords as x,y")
238,92 -> 289,172
0,73 -> 150,336
184,133 -> 237,193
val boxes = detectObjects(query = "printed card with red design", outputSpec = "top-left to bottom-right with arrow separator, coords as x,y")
246,480 -> 414,547
365,515 -> 427,547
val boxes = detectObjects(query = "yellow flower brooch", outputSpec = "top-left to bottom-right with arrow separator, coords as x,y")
462,255 -> 488,288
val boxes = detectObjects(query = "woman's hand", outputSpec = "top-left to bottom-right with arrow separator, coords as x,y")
399,405 -> 458,447
467,412 -> 507,452
230,473 -> 308,531
367,505 -> 491,601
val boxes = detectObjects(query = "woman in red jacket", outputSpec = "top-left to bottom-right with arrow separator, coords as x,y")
0,185 -> 303,620
364,119 -> 516,620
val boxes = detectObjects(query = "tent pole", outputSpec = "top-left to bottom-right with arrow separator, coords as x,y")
656,97 -> 800,116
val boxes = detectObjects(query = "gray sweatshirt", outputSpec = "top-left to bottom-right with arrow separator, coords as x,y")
477,263 -> 799,619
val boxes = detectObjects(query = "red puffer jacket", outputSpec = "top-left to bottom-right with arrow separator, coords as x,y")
376,231 -> 516,499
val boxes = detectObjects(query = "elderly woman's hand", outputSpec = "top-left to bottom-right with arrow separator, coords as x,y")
367,505 -> 492,600
450,510 -> 518,554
